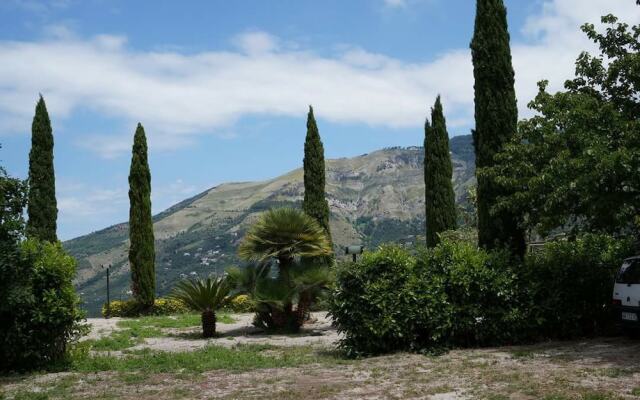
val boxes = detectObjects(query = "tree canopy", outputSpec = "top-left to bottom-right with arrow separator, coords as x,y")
485,15 -> 640,239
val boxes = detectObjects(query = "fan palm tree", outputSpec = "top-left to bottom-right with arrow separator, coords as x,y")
170,277 -> 231,338
290,261 -> 333,325
237,208 -> 332,331
239,208 -> 331,269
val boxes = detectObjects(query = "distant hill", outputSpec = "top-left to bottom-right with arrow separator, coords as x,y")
66,134 -> 475,316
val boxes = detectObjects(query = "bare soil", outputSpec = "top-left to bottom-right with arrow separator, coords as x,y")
84,312 -> 339,352
2,315 -> 640,399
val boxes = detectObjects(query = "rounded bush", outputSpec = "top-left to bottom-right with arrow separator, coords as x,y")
330,245 -> 449,357
226,294 -> 254,313
1,239 -> 86,371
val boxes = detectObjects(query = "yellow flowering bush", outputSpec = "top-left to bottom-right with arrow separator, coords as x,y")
102,297 -> 189,317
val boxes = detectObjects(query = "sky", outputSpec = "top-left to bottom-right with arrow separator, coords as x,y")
0,0 -> 638,240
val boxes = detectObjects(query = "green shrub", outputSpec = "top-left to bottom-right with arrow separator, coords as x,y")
330,245 -> 450,357
419,240 -> 524,346
521,234 -> 633,338
102,297 -> 188,317
330,242 -> 524,356
0,239 -> 86,371
330,234 -> 633,357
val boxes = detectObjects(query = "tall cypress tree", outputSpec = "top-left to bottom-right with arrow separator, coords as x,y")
470,0 -> 525,257
302,106 -> 332,245
424,96 -> 457,247
128,123 -> 155,307
27,95 -> 58,242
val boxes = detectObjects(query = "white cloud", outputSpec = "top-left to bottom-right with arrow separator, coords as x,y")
233,31 -> 279,55
56,178 -> 202,239
383,0 -> 407,8
57,180 -> 128,238
0,0 -> 638,160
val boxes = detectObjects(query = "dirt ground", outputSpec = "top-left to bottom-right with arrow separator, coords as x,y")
2,315 -> 640,399
85,312 -> 339,352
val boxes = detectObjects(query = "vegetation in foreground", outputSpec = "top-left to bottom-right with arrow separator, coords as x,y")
331,234 -> 633,356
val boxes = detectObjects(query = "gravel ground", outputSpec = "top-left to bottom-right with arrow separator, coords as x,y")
84,312 -> 340,351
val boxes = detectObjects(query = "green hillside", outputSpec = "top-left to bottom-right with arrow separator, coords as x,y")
66,134 -> 475,316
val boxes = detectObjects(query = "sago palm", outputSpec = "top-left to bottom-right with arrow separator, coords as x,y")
170,276 -> 231,338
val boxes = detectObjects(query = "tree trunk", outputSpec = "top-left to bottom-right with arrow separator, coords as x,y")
296,291 -> 311,326
201,309 -> 216,338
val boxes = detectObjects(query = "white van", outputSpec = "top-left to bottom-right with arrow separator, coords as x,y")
613,256 -> 640,331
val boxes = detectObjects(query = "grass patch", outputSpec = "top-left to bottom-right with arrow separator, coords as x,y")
2,375 -> 79,400
632,387 -> 640,396
598,367 -> 638,378
85,325 -> 163,351
70,343 -> 346,373
10,392 -> 49,400
510,349 -> 535,359
581,393 -> 620,400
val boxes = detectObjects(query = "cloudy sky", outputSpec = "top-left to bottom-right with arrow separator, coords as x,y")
0,0 -> 638,240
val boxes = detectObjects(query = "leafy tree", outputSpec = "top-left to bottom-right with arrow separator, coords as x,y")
424,96 -> 457,247
171,277 -> 231,337
27,96 -> 58,242
0,163 -> 29,369
303,106 -> 332,245
237,208 -> 332,331
1,162 -> 85,370
470,0 -> 525,258
486,15 -> 640,239
128,123 -> 155,307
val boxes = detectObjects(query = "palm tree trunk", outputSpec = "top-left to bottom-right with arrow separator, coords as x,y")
201,309 -> 216,338
296,291 -> 311,326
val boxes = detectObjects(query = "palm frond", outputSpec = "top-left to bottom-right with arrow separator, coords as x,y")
170,276 -> 231,312
238,208 -> 332,263
290,261 -> 333,293
253,278 -> 296,311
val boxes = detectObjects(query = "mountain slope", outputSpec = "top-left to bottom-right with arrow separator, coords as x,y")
66,134 -> 475,315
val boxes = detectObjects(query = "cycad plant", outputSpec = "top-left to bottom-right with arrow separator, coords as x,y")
236,208 -> 332,331
171,277 -> 231,338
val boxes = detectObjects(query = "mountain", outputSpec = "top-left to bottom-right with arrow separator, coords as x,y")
66,134 -> 475,316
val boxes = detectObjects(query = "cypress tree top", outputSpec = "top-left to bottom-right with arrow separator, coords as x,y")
424,96 -> 457,247
303,106 -> 332,244
470,0 -> 525,257
27,95 -> 58,242
128,123 -> 155,307
470,0 -> 518,156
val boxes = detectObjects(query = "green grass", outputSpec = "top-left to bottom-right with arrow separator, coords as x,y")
70,343 -> 346,373
85,326 -> 163,351
632,387 -> 640,396
510,349 -> 535,359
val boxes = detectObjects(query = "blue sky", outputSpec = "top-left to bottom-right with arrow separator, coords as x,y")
0,0 -> 637,240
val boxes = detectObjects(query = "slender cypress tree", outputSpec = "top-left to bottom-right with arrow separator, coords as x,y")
424,96 -> 457,247
470,0 -> 525,257
27,95 -> 58,242
128,123 -> 155,307
302,106 -> 332,245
